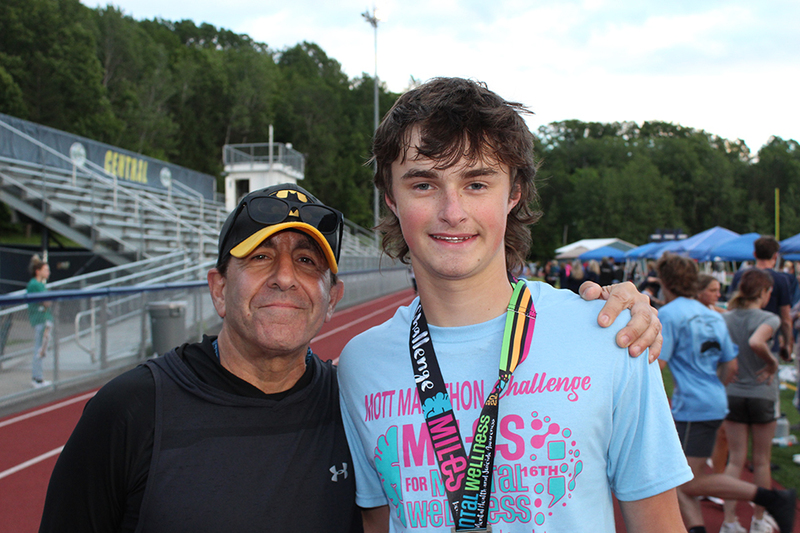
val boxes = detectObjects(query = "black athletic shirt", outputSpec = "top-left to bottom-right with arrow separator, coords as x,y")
729,267 -> 795,314
38,335 -> 362,532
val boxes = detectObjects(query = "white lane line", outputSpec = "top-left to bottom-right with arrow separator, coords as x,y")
332,289 -> 413,318
0,391 -> 97,429
0,446 -> 63,480
313,296 -> 414,342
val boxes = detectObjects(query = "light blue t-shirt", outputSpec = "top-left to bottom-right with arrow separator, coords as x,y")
659,297 -> 738,421
338,281 -> 691,533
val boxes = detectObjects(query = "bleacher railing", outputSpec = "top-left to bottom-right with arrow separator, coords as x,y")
0,264 -> 410,408
0,118 -> 225,262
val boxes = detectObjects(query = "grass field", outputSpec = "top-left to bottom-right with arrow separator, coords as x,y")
662,364 -> 800,492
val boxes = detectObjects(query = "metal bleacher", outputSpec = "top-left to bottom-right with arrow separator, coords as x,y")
0,116 -> 411,406
0,116 -> 384,283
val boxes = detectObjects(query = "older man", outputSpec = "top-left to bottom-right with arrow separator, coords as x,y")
40,182 -> 658,532
39,184 -> 356,532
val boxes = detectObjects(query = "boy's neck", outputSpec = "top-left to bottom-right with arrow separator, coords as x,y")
415,264 -> 515,327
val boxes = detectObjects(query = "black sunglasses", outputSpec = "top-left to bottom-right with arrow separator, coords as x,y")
244,196 -> 342,235
221,194 -> 343,260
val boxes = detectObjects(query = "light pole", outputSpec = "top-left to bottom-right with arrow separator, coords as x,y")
362,7 -> 380,242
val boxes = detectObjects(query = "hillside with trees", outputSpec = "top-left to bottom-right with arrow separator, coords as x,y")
2,0 -> 799,259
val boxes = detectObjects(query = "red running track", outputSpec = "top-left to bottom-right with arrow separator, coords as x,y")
0,288 -> 416,533
2,287 -> 798,532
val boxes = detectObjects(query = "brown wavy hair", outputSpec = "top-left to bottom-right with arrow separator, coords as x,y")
728,269 -> 774,309
370,77 -> 541,273
656,253 -> 699,298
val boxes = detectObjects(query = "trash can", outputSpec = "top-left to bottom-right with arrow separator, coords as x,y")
147,301 -> 187,356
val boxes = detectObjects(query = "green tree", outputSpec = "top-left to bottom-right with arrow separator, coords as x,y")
274,43 -> 387,225
750,137 -> 800,238
92,7 -> 179,159
0,0 -> 118,139
0,64 -> 26,117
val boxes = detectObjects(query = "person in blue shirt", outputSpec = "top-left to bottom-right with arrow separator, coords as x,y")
657,253 -> 795,533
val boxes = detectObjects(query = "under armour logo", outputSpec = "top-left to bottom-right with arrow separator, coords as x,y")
330,463 -> 348,482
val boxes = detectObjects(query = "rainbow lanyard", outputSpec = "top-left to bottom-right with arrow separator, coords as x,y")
408,275 -> 536,532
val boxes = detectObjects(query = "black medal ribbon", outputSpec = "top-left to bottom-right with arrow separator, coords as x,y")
408,276 -> 536,531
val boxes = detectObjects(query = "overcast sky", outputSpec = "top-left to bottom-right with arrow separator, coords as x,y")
80,0 -> 800,153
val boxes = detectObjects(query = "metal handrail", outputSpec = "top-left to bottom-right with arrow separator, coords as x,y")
0,264 -> 407,307
74,306 -> 97,362
2,251 -> 188,298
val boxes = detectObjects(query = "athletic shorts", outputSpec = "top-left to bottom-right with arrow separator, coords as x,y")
675,419 -> 723,457
726,396 -> 777,424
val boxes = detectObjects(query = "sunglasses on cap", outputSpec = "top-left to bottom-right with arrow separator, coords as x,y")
220,192 -> 344,269
242,196 -> 342,235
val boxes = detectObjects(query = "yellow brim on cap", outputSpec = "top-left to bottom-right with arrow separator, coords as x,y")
229,222 -> 339,274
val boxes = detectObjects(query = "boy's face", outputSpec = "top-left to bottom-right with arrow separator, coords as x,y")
386,127 -> 520,286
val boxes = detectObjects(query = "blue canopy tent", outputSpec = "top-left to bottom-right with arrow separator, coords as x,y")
639,241 -> 674,259
578,244 -> 630,262
706,233 -> 759,261
625,241 -> 670,260
625,242 -> 656,259
655,239 -> 686,256
780,233 -> 800,254
665,226 -> 739,261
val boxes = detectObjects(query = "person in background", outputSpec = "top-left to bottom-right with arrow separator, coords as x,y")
564,258 -> 587,293
728,237 -> 794,362
26,254 -> 52,388
657,254 -> 795,533
711,262 -> 728,294
599,256 -> 616,286
641,280 -> 665,309
722,269 -> 791,533
586,259 -> 601,283
698,273 -> 726,314
544,260 -> 560,286
697,272 -> 731,476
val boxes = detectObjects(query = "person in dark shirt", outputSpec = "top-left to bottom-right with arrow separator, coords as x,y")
39,184 -> 358,532
728,236 -> 795,360
599,256 -> 616,286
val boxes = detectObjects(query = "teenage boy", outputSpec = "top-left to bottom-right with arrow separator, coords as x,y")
339,78 -> 691,533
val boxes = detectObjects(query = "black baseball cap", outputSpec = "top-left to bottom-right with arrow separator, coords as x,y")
218,184 -> 344,273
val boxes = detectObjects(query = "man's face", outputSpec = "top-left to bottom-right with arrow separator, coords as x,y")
209,231 -> 343,359
385,127 -> 520,285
